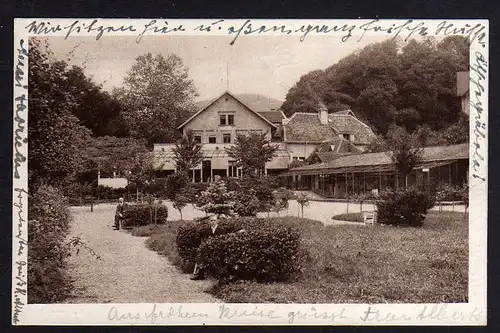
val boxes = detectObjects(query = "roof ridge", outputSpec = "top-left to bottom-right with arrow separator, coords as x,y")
178,91 -> 277,129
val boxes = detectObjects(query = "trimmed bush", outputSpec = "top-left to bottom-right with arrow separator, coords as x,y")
197,226 -> 301,282
176,216 -> 320,264
28,185 -> 72,303
122,203 -> 168,228
376,188 -> 435,227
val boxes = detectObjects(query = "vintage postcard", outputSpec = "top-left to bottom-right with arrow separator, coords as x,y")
12,18 -> 488,325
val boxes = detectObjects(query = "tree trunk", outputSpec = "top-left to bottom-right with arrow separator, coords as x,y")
179,209 -> 183,221
405,175 -> 408,191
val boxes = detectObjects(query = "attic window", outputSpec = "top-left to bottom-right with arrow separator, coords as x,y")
342,134 -> 350,141
219,114 -> 235,126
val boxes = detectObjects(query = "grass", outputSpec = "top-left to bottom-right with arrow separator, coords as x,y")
331,212 -> 364,222
134,211 -> 468,303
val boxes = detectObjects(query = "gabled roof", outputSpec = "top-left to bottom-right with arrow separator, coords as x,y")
328,113 -> 376,145
284,143 -> 469,175
178,91 -> 277,129
258,111 -> 285,124
457,71 -> 469,96
283,113 -> 338,143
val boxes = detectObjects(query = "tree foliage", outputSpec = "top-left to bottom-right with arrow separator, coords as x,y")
281,37 -> 469,136
114,53 -> 198,147
384,124 -> 423,187
172,130 -> 203,176
64,66 -> 129,137
226,132 -> 278,178
28,38 -> 91,190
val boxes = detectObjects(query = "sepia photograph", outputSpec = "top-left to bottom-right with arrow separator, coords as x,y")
13,18 -> 488,325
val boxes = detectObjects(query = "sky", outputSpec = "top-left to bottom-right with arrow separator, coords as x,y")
47,34 -> 391,102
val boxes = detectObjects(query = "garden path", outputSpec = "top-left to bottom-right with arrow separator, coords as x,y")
63,204 -> 217,303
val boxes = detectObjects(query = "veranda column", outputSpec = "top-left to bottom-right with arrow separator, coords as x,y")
363,171 -> 366,193
345,172 -> 348,196
352,172 -> 355,195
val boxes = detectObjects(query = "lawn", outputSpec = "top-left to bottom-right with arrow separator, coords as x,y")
133,211 -> 468,303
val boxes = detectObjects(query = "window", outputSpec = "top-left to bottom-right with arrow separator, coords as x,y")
228,161 -> 237,177
219,114 -> 235,126
342,133 -> 350,140
194,135 -> 202,144
208,135 -> 217,144
223,133 -> 231,143
219,115 -> 226,126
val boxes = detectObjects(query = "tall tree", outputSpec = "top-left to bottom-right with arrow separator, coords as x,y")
226,132 -> 277,178
65,66 -> 129,137
384,124 -> 423,190
281,37 -> 469,136
172,130 -> 203,176
114,53 -> 198,147
28,38 -> 91,190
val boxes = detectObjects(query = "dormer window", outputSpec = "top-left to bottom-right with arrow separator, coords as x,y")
342,134 -> 349,140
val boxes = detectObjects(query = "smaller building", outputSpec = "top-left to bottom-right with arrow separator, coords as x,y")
282,143 -> 468,198
283,106 -> 376,161
457,71 -> 469,115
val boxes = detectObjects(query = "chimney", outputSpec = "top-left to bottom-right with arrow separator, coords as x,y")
318,101 -> 328,125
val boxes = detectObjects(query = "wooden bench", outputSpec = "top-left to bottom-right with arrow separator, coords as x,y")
363,211 -> 377,225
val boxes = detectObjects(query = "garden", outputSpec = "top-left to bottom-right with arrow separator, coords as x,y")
128,177 -> 468,303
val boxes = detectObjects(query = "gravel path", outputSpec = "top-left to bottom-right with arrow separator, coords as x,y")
64,204 -> 217,303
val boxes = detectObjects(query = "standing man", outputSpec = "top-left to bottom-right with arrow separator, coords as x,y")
114,197 -> 126,230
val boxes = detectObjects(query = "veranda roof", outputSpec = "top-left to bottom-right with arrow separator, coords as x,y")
282,143 -> 468,176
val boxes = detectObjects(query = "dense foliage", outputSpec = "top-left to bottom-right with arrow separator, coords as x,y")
376,188 -> 435,227
113,53 -> 198,147
122,203 -> 169,228
226,132 -> 278,177
195,179 -> 235,217
198,226 -> 301,282
28,185 -> 72,303
281,36 -> 469,138
28,39 -> 91,190
384,124 -> 424,189
172,130 -> 203,175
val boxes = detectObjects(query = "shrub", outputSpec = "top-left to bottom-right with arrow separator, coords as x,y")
436,184 -> 465,202
122,203 -> 168,228
95,185 -> 127,200
233,191 -> 262,216
197,226 -> 301,282
196,179 -> 235,217
176,216 -> 319,265
28,185 -> 72,303
376,188 -> 435,227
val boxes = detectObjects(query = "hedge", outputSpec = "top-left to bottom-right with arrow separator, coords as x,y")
197,226 -> 301,282
122,204 -> 169,228
28,185 -> 72,303
176,216 -> 316,267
